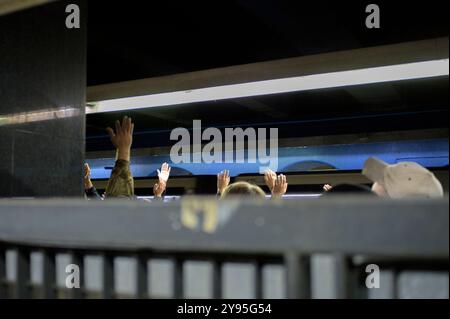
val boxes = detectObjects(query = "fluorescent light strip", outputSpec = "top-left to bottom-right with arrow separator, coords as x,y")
0,107 -> 80,126
137,195 -> 321,200
280,194 -> 323,198
137,196 -> 180,201
88,59 -> 449,114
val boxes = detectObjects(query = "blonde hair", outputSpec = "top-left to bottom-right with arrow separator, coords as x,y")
221,182 -> 266,199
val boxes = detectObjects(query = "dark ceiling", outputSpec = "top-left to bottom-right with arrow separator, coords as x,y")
87,0 -> 449,86
86,0 -> 449,151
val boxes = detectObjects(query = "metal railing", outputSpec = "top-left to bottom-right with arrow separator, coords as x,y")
0,197 -> 448,299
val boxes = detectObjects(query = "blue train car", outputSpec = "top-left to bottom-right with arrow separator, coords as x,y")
88,138 -> 449,179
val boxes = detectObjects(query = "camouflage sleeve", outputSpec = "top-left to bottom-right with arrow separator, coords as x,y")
104,160 -> 134,198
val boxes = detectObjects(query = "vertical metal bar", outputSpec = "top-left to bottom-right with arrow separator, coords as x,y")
0,248 -> 6,298
254,261 -> 263,299
212,260 -> 222,299
136,255 -> 148,299
284,252 -> 311,299
102,254 -> 115,299
42,250 -> 56,299
71,252 -> 85,299
348,263 -> 367,299
333,255 -> 350,299
173,258 -> 183,299
15,248 -> 31,298
391,269 -> 399,299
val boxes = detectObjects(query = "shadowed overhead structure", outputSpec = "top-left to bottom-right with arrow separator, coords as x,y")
0,0 -> 56,16
87,38 -> 449,104
85,0 -> 449,154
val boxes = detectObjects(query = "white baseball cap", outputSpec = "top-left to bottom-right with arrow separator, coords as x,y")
362,157 -> 444,199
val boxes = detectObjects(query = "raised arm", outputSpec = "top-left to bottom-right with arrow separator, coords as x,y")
106,116 -> 134,162
217,170 -> 231,196
271,174 -> 288,199
153,162 -> 171,199
104,116 -> 135,198
84,163 -> 102,200
264,169 -> 277,193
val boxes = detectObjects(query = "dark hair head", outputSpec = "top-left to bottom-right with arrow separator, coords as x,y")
321,183 -> 375,197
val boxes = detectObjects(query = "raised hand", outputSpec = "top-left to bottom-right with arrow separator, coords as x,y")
106,116 -> 135,161
323,184 -> 333,192
264,169 -> 277,192
157,162 -> 171,184
84,163 -> 93,189
217,170 -> 230,195
84,163 -> 91,180
153,181 -> 167,198
272,174 -> 288,198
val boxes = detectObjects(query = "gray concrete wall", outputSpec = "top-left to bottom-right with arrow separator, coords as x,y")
0,0 -> 86,197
